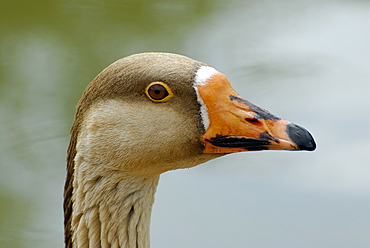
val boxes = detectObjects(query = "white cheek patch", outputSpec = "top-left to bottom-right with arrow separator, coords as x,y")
193,66 -> 218,131
194,66 -> 218,86
193,86 -> 210,131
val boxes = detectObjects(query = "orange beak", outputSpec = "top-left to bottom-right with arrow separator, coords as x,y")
196,72 -> 316,153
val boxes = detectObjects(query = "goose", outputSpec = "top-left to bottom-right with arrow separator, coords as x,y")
64,52 -> 316,248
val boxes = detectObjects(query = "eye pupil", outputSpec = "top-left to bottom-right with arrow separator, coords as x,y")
145,82 -> 173,102
148,84 -> 169,100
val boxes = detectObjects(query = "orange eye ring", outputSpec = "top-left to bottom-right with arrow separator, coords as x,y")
145,82 -> 173,102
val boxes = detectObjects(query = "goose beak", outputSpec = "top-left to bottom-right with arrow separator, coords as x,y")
196,72 -> 316,153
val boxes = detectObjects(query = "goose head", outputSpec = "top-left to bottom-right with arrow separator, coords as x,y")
72,52 -> 315,174
65,52 -> 315,247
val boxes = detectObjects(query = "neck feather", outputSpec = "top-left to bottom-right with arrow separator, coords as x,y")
71,156 -> 159,248
64,96 -> 218,248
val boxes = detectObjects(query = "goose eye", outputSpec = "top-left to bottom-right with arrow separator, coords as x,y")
145,82 -> 173,102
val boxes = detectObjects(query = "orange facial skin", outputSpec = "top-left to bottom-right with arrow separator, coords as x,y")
196,72 -> 316,153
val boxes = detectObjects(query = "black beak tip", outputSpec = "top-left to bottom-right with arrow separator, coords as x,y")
287,124 -> 316,151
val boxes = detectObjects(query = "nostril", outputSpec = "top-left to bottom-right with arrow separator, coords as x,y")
245,117 -> 262,126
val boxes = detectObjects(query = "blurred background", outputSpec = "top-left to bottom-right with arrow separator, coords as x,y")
1,0 -> 370,247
